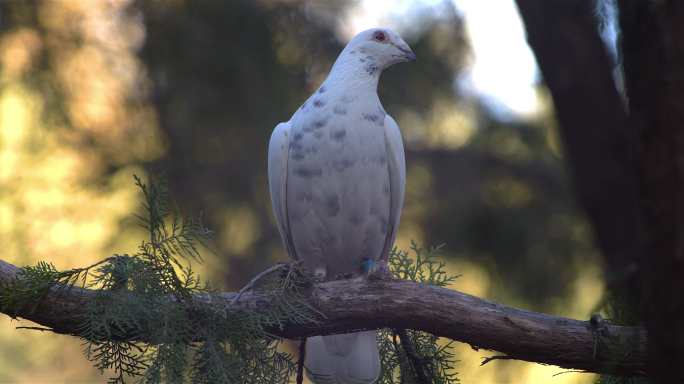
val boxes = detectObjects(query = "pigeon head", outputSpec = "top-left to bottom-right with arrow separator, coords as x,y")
344,28 -> 416,70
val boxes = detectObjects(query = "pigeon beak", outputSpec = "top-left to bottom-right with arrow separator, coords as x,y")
404,48 -> 417,62
390,39 -> 416,62
399,46 -> 416,62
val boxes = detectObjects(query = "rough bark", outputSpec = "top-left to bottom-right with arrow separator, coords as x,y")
516,0 -> 684,380
514,0 -> 645,303
0,259 -> 647,376
618,1 -> 684,380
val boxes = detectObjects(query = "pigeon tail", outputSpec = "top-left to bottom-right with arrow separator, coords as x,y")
305,330 -> 380,384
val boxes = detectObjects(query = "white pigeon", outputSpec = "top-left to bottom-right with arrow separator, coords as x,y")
268,28 -> 413,384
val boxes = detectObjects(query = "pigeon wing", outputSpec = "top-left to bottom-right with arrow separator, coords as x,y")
268,122 -> 297,260
381,114 -> 406,262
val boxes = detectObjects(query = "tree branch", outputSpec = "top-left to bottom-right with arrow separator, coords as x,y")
394,329 -> 431,383
0,259 -> 646,376
480,355 -> 515,366
296,338 -> 305,384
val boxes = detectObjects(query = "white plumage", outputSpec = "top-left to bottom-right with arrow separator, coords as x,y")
268,28 -> 413,384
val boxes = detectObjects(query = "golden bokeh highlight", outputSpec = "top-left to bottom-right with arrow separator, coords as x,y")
221,205 -> 262,256
0,2 -> 605,383
483,177 -> 534,208
399,101 -> 476,150
0,0 -> 164,381
0,28 -> 42,80
446,259 -> 601,384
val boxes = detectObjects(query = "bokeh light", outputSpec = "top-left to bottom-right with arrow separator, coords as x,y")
0,1 -> 604,382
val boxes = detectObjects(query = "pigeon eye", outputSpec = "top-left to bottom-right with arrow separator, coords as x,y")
373,31 -> 387,42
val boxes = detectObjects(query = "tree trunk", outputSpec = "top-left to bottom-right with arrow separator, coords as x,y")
515,0 -> 644,322
619,1 -> 684,380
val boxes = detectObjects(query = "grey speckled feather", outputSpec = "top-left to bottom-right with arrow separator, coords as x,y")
268,27 -> 413,384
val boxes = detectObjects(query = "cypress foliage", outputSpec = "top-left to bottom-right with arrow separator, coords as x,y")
1,178 -> 459,383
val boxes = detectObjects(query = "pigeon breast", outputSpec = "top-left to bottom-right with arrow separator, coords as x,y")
286,86 -> 391,278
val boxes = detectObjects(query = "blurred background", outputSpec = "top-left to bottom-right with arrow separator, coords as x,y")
0,0 -> 604,382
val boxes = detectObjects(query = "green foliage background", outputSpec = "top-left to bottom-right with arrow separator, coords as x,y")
0,0 -> 603,383
1,178 -> 462,383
